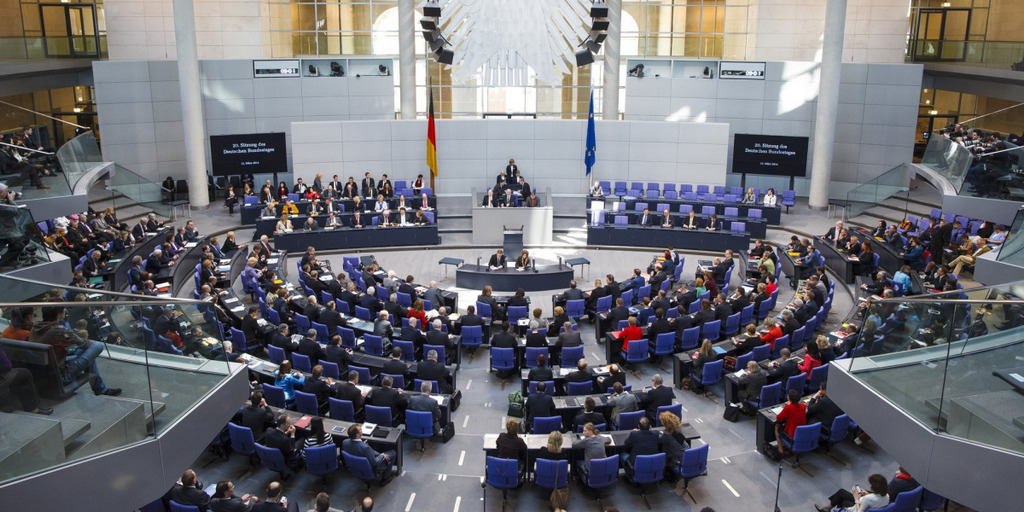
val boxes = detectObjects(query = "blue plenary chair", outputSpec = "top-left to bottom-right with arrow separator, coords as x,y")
655,404 -> 682,426
524,347 -> 548,369
567,381 -> 593,396
461,325 -> 483,355
751,344 -> 770,362
364,404 -> 393,427
484,456 -> 521,509
490,347 -> 516,383
227,423 -> 257,469
566,299 -> 585,321
784,374 -> 805,399
724,312 -> 741,337
532,415 -> 562,434
653,332 -> 675,362
702,319 -> 721,341
745,381 -> 782,411
561,345 -> 584,366
405,410 -> 435,452
363,334 -> 385,357
867,486 -> 922,512
616,410 -> 645,431
628,453 -> 666,507
255,442 -> 291,480
580,455 -> 619,501
806,363 -> 829,393
819,413 -> 851,459
304,444 -> 339,489
678,443 -> 710,503
262,384 -> 287,409
381,373 -> 406,390
342,451 -> 381,491
694,359 -> 724,400
292,353 -> 313,373
507,306 -> 528,324
350,366 -> 372,386
320,360 -> 340,379
328,398 -> 355,422
169,500 -> 200,512
918,488 -> 947,512
779,422 -> 822,475
681,326 -> 701,351
267,345 -> 286,364
533,458 -> 569,500
414,378 -> 440,394
622,340 -> 649,366
528,380 -> 555,396
393,340 -> 415,362
294,390 -> 320,416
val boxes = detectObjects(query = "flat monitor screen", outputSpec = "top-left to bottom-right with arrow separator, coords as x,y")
209,132 -> 287,176
732,134 -> 809,177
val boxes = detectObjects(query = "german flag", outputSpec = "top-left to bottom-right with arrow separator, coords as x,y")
426,87 -> 438,178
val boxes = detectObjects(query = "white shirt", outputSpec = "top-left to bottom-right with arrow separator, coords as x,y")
762,194 -> 777,207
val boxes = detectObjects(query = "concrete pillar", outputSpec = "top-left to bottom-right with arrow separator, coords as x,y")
172,0 -> 209,209
398,0 -> 416,119
602,0 -> 622,120
808,0 -> 847,210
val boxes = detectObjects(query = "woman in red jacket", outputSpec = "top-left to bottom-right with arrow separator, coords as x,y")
616,316 -> 643,354
407,299 -> 427,330
759,317 -> 784,350
798,339 -> 822,378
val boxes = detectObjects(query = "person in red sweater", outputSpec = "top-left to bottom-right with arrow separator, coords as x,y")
775,389 -> 807,457
759,317 -> 784,350
616,316 -> 643,354
798,339 -> 822,379
407,299 -> 427,331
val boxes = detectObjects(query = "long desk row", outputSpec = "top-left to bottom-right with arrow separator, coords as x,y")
589,197 -> 782,224
273,225 -> 439,253
240,197 -> 436,225
270,406 -> 406,472
455,264 -> 574,292
111,227 -> 170,292
588,226 -> 750,252
255,213 -> 434,240
594,210 -> 768,238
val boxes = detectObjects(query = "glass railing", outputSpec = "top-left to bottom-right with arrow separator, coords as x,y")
55,130 -> 103,191
0,204 -> 50,273
919,134 -> 1024,202
920,135 -> 974,191
996,207 -> 1024,265
105,163 -> 173,218
0,36 -> 107,61
908,40 -> 1024,71
844,164 -> 909,220
847,282 -> 1024,456
0,273 -> 234,485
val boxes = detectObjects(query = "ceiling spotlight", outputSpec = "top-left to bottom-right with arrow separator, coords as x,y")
591,1 -> 609,18
592,19 -> 610,32
575,49 -> 595,66
585,39 -> 602,54
420,18 -> 438,31
424,0 -> 441,17
436,48 -> 454,65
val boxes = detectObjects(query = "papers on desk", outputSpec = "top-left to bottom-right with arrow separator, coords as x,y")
356,384 -> 372,394
294,415 -> 312,429
361,422 -> 377,436
257,318 -> 269,327
712,346 -> 727,355
230,306 -> 245,313
185,242 -> 198,248
155,282 -> 171,292
593,366 -> 610,375
559,367 -> 572,376
599,434 -> 615,446
733,370 -> 746,378
430,395 -> 445,405
217,265 -> 231,273
267,258 -> 279,265
769,404 -> 785,415
320,274 -> 333,281
224,297 -> 240,304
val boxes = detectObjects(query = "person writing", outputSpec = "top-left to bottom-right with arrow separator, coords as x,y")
488,249 -> 507,270
514,250 -> 530,270
816,473 -> 890,512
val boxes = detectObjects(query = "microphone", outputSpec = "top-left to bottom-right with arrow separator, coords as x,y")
532,259 -> 537,273
559,256 -> 563,269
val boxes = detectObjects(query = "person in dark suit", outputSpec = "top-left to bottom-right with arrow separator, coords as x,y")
822,220 -> 844,244
573,396 -> 605,431
342,424 -> 396,479
524,323 -> 547,348
210,480 -> 260,512
250,482 -> 298,512
263,414 -> 303,470
681,210 -> 700,229
736,360 -> 768,409
644,374 -> 674,420
269,324 -> 297,358
319,300 -> 343,334
727,286 -> 749,312
605,297 -> 630,333
164,469 -> 211,511
381,347 -> 409,382
766,348 -> 801,384
596,364 -> 626,392
563,280 -> 585,301
489,321 -> 517,349
294,328 -> 326,363
525,381 -> 556,431
636,208 -> 653,226
335,370 -> 365,421
505,159 -> 518,180
527,353 -> 554,382
603,274 -> 622,302
713,295 -> 733,324
806,381 -> 844,427
554,321 -> 582,358
367,375 -> 408,425
241,392 -> 275,441
408,380 -> 444,435
460,305 -> 485,334
132,219 -> 148,240
692,299 -> 715,327
566,359 -> 593,384
488,249 -> 507,270
621,417 -> 660,471
400,317 -> 427,353
417,349 -> 451,393
585,277 -> 608,312
302,365 -> 336,409
360,172 -> 376,198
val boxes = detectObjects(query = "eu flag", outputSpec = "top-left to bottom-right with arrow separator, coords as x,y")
585,91 -> 596,175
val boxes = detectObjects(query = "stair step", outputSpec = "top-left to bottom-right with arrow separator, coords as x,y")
52,393 -> 150,460
7,410 -> 93,449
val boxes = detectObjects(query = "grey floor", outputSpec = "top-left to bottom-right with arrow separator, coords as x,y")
81,183 -> 980,512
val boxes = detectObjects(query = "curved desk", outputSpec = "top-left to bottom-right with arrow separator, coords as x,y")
456,264 -> 573,292
273,225 -> 439,253
587,226 -> 749,252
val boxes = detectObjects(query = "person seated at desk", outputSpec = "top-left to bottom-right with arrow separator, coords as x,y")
378,175 -> 393,198
413,209 -> 430,225
487,249 -> 507,270
573,396 -> 604,430
775,388 -> 807,458
514,250 -> 530,270
741,187 -> 757,204
496,418 -> 528,475
681,210 -> 699,229
394,207 -> 412,227
636,207 -> 654,226
417,192 -> 434,211
418,349 -> 452,393
643,373 -> 674,419
478,285 -> 505,320
524,191 -> 540,207
573,422 -> 611,480
525,380 -> 556,431
607,381 -> 639,427
499,188 -> 517,207
264,413 -> 304,471
273,360 -> 305,405
766,347 -> 802,384
210,479 -> 260,511
705,213 -> 719,231
281,198 -> 299,215
275,214 -> 292,234
300,217 -> 317,232
615,316 -> 643,359
527,353 -> 554,383
734,360 -> 767,412
373,309 -> 394,343
411,174 -> 424,195
823,220 -> 845,244
367,374 -> 408,425
335,370 -> 366,422
690,338 -> 718,379
342,424 -> 396,481
815,473 -> 890,512
762,188 -> 777,207
621,416 -> 660,474
660,209 -> 674,228
409,380 -> 444,436
378,209 -> 393,227
481,188 -> 498,208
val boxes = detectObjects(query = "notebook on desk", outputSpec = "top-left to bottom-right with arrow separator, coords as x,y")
564,397 -> 579,408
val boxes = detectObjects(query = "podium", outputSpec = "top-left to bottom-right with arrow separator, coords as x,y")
503,225 -> 523,257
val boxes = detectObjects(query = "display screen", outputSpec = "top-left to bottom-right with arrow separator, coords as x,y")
732,134 -> 809,177
209,132 -> 288,176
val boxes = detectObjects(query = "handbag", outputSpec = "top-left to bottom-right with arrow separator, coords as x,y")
549,461 -> 569,509
722,355 -> 738,372
507,390 -> 524,418
723,403 -> 741,422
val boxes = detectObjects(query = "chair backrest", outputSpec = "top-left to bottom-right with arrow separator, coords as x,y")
740,304 -> 754,326
751,344 -> 770,361
632,453 -> 666,484
413,378 -> 440,394
305,444 -> 339,476
679,443 -> 709,478
748,208 -> 762,219
724,312 -> 741,336
363,335 -> 385,356
229,327 -> 247,353
567,381 -> 593,395
524,347 -> 549,368
461,325 -> 483,347
169,500 -> 201,512
566,299 -> 585,319
701,205 -> 716,216
827,414 -> 851,443
294,390 -> 319,415
586,455 -> 620,489
758,381 -> 782,407
561,345 -> 584,364
339,327 -> 357,348
806,363 -> 829,392
654,332 -> 675,355
508,306 -> 528,323
228,423 -> 255,455
262,384 -> 286,408
655,404 -> 682,426
731,221 -> 745,233
681,326 -> 701,351
700,359 -> 724,385
784,373 -> 804,397
625,339 -> 649,362
255,442 -> 288,472
724,207 -> 738,217
396,292 -> 412,307
486,456 -> 521,490
342,451 -> 376,482
702,319 -> 721,341
320,360 -> 340,379
532,415 -> 561,434
328,398 -> 355,422
423,344 -> 445,364
679,204 -> 693,214
791,422 -> 822,452
364,404 -> 393,427
355,306 -> 371,321
534,458 -> 569,490
475,301 -> 492,317
491,347 -> 516,370
382,373 -> 406,390
266,344 -> 286,364
734,352 -> 754,373
294,312 -> 310,333
292,353 -> 313,372
406,410 -> 435,439
919,488 -> 946,511
617,410 -> 644,430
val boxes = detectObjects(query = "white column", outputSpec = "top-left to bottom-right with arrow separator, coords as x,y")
602,0 -> 622,120
172,0 -> 209,209
398,0 -> 417,119
808,0 -> 847,211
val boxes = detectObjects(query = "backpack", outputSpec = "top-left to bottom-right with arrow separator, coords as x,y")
507,390 -> 525,417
